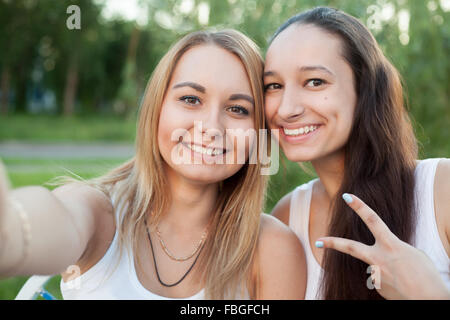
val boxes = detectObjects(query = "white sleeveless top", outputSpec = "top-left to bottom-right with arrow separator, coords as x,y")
289,158 -> 450,300
60,190 -> 205,300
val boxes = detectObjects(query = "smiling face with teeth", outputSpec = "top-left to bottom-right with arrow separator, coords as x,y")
157,44 -> 257,184
264,24 -> 357,163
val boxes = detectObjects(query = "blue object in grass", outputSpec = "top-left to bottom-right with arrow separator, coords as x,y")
39,290 -> 56,300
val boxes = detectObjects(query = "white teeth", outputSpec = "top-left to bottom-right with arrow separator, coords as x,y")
186,143 -> 224,156
283,125 -> 318,136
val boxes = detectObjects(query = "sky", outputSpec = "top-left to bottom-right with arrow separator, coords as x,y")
96,0 -> 148,25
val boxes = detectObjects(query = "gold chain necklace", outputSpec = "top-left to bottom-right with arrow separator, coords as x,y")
145,219 -> 203,287
155,225 -> 208,262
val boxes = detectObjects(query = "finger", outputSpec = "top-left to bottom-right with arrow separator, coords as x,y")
342,193 -> 393,242
316,237 -> 372,264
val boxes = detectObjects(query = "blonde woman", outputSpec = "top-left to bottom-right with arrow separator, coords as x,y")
0,29 -> 306,300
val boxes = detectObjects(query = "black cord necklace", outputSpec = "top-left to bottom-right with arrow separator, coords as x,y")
145,219 -> 205,287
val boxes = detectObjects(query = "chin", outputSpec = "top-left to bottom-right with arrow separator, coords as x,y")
282,147 -> 321,163
176,165 -> 236,184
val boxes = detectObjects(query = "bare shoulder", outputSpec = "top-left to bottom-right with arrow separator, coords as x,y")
52,182 -> 113,224
258,214 -> 305,261
434,159 -> 450,248
269,191 -> 293,226
256,214 -> 306,299
434,159 -> 450,217
435,158 -> 450,183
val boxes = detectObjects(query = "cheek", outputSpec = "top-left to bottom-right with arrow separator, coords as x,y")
324,95 -> 356,149
337,94 -> 356,134
157,103 -> 186,158
264,95 -> 280,128
158,107 -> 172,148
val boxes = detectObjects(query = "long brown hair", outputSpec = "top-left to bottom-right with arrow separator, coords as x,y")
51,29 -> 267,299
271,7 -> 418,299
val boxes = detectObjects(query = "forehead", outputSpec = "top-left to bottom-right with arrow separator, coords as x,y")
171,44 -> 252,93
265,24 -> 346,70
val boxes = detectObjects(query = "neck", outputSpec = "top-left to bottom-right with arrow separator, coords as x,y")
310,149 -> 345,202
160,164 -> 218,234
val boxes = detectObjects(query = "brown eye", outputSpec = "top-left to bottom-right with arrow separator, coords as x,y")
264,83 -> 282,91
306,79 -> 325,87
227,105 -> 249,115
180,96 -> 200,105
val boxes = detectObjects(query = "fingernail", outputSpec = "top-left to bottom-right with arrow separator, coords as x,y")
315,241 -> 324,248
342,193 -> 353,204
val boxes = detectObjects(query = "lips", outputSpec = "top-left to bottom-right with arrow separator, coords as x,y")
182,142 -> 227,156
276,123 -> 322,143
283,124 -> 319,136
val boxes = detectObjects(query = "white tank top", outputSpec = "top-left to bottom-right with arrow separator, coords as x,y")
289,158 -> 450,300
60,191 -> 205,300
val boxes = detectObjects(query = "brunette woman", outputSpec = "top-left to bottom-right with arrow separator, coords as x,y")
265,7 -> 449,299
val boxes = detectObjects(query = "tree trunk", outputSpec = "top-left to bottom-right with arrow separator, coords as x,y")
63,57 -> 79,116
0,67 -> 10,115
14,64 -> 27,113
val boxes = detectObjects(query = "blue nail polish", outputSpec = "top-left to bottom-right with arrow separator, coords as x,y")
342,193 -> 353,204
315,241 -> 324,248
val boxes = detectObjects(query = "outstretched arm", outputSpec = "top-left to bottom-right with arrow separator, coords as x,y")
0,160 -> 112,277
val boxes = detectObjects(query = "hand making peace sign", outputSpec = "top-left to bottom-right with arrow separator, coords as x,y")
316,193 -> 450,300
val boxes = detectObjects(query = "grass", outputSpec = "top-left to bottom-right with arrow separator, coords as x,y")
0,114 -> 136,143
0,275 -> 63,300
3,158 -> 130,189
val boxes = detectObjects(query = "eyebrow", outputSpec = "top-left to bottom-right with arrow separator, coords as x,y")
172,81 -> 206,93
229,93 -> 254,105
263,71 -> 276,77
264,66 -> 335,77
298,65 -> 335,76
173,81 -> 253,105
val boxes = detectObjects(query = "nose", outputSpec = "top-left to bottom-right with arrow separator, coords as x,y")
194,106 -> 225,142
277,86 -> 305,122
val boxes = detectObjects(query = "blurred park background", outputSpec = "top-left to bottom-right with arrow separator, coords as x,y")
0,0 -> 449,299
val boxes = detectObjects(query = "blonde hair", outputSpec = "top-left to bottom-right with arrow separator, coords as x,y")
50,29 -> 267,299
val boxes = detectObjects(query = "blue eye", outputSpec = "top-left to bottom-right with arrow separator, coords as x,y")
227,105 -> 249,115
180,95 -> 201,105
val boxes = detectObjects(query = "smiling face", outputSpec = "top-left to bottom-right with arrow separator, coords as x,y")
264,24 -> 357,163
158,44 -> 256,184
